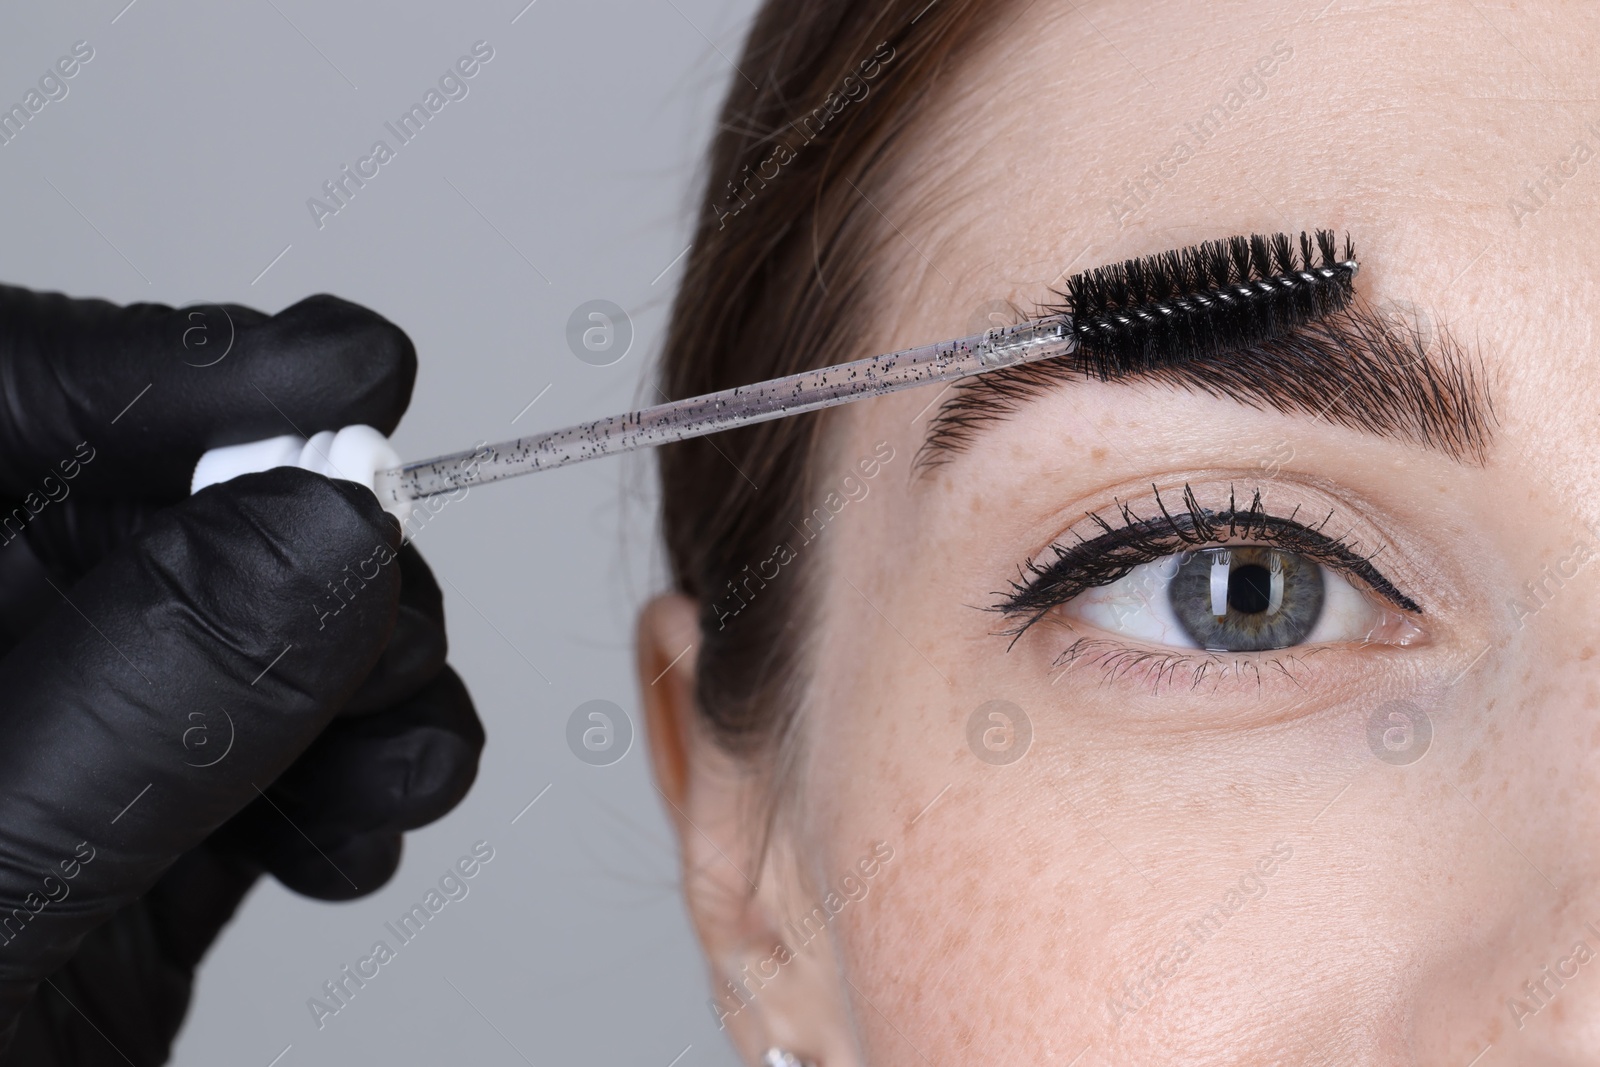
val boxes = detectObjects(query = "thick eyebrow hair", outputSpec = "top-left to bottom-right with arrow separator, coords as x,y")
913,297 -> 1495,473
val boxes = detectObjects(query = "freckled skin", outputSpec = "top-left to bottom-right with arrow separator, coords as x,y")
641,1 -> 1600,1064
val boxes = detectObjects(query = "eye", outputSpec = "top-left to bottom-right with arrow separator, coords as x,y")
1064,545 -> 1408,652
992,484 -> 1427,657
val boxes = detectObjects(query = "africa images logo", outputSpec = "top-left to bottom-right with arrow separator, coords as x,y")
0,40 -> 94,149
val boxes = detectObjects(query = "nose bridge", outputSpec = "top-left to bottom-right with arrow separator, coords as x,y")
1409,489 -> 1600,1060
1506,931 -> 1599,1019
1492,415 -> 1600,684
1496,928 -> 1600,1062
1509,533 -> 1600,635
1492,930 -> 1600,1061
1518,628 -> 1600,1054
1409,904 -> 1600,1061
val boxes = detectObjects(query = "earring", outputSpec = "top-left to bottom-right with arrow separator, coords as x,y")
762,1050 -> 815,1067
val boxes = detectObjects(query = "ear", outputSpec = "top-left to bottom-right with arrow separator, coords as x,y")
637,593 -> 861,1067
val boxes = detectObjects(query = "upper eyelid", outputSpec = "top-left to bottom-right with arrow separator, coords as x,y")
1025,519 -> 1414,608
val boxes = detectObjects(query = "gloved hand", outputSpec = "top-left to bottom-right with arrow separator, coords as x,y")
0,285 -> 485,1065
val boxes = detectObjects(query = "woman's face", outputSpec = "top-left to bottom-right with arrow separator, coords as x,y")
642,1 -> 1600,1063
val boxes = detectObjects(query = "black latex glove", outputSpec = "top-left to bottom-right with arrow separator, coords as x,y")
0,285 -> 485,1065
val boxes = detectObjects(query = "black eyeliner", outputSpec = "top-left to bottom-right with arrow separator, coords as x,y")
991,484 -> 1421,641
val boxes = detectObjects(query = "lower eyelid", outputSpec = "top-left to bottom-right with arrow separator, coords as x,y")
1050,637 -> 1342,698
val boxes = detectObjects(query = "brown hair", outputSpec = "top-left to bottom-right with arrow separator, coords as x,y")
656,0 -> 1015,757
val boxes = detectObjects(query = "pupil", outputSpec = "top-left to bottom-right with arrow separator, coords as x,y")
1167,546 -> 1324,652
1227,562 -> 1273,615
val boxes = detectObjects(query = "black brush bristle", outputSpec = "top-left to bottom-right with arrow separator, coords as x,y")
1051,229 -> 1357,379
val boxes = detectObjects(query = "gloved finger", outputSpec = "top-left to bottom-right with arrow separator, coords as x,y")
0,496 -> 156,649
255,829 -> 404,903
0,467 -> 403,1043
0,844 -> 261,1067
0,286 -> 416,500
0,496 -> 156,650
4,495 -> 155,577
220,667 -> 482,900
0,499 -> 446,716
344,543 -> 447,714
267,667 -> 482,834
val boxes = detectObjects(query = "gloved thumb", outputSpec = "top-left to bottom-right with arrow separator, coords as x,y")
0,467 -> 403,1046
0,286 -> 417,499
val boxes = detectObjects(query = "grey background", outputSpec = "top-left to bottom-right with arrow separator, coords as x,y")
0,2 -> 756,1064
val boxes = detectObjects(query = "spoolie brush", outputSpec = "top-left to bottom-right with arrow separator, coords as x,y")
1055,229 -> 1357,378
188,230 -> 1361,522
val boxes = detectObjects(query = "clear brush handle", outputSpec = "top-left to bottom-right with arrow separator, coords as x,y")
188,319 -> 1076,526
374,318 -> 1076,509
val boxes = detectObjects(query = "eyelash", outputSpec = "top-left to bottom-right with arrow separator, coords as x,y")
1047,636 -> 1333,691
992,483 -> 1421,647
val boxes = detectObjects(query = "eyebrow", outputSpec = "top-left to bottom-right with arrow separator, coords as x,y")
913,298 -> 1495,473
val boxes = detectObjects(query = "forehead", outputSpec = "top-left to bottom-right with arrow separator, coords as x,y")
826,0 -> 1600,478
856,0 -> 1597,347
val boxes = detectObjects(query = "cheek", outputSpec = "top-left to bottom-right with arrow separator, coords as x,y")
799,616 -> 1567,1063
796,612 -> 1126,1057
830,783 -> 1127,1060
